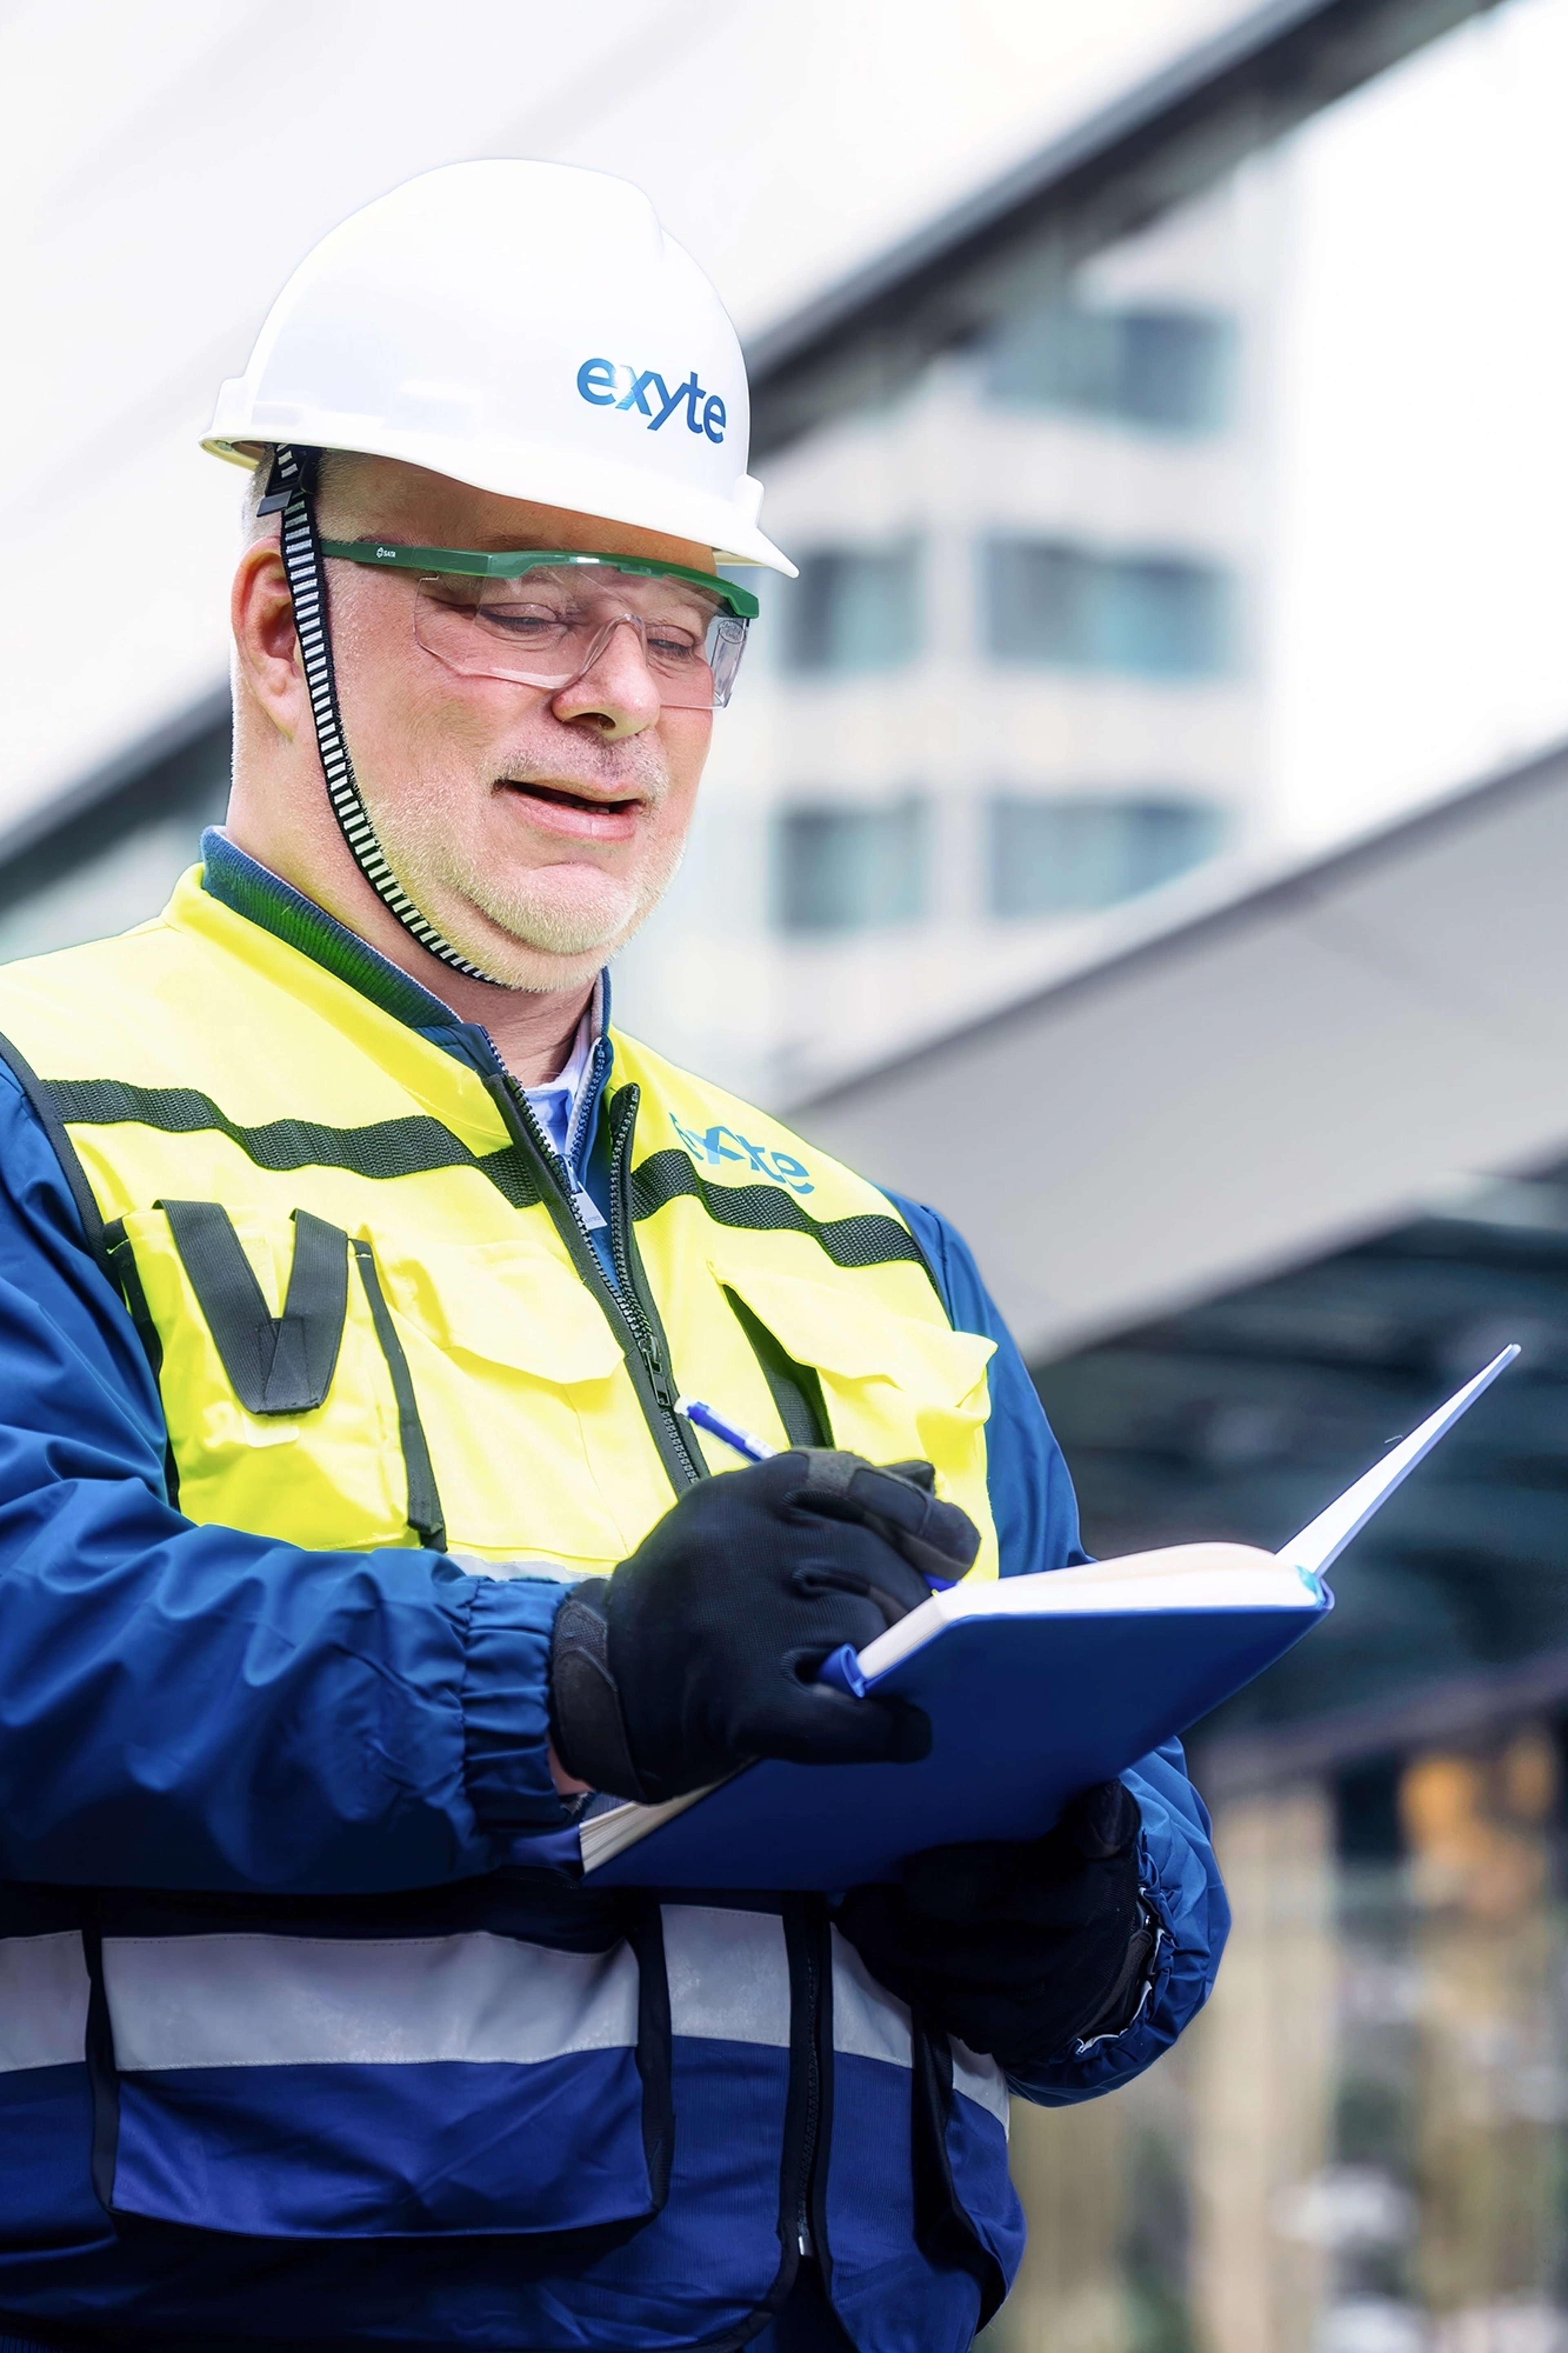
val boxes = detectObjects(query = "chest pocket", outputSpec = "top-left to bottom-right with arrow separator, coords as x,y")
116,1204 -> 432,1553
704,1258 -> 999,1580
372,1235 -> 665,1573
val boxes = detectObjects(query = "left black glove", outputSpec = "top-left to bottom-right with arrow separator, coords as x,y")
835,1780 -> 1153,2071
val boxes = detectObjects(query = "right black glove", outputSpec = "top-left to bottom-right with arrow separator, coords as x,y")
550,1450 -> 980,1803
835,1781 -> 1151,2070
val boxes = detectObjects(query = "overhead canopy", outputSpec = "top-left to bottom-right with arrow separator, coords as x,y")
793,738 -> 1568,1363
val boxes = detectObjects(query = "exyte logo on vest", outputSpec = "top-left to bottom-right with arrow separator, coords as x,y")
668,1115 -> 813,1193
576,357 -> 728,443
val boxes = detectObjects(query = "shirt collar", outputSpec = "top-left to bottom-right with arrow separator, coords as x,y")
519,1002 -> 595,1163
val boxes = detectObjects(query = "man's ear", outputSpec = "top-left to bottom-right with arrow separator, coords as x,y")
231,538 -> 304,741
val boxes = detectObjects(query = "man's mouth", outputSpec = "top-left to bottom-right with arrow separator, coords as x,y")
499,778 -> 642,816
495,776 -> 646,843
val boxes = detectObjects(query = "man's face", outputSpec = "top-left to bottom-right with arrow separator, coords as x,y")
313,457 -> 718,992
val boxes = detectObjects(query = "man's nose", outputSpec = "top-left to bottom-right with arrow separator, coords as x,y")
549,616 -> 664,739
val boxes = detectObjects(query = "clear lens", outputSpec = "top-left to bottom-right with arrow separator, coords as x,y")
410,563 -> 748,710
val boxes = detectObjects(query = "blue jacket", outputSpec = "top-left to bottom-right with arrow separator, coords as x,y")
0,867 -> 1227,2349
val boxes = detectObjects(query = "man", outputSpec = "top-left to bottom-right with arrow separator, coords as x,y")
0,163 -> 1226,2352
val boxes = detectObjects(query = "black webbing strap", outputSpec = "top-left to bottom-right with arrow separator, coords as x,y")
0,1029 -> 117,1287
102,1217 -> 180,1507
0,1029 -> 182,1500
264,444 -> 499,984
160,1200 -> 348,1415
100,1220 -> 163,1378
722,1284 -> 832,1447
628,1145 -> 936,1283
351,1238 -> 447,1551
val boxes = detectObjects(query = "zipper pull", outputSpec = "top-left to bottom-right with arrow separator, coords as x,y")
639,1328 -> 675,1409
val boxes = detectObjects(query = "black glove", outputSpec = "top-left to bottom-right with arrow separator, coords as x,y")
551,1450 -> 980,1803
836,1781 -> 1152,2070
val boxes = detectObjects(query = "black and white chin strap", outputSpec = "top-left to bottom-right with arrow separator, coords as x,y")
259,444 -> 503,985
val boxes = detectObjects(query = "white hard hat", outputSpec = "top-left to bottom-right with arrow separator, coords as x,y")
204,159 -> 794,575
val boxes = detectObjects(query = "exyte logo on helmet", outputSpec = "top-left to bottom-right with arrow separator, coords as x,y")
576,358 -> 727,445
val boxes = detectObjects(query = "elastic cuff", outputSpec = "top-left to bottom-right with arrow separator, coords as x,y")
459,1575 -> 571,1834
1072,1898 -> 1163,2050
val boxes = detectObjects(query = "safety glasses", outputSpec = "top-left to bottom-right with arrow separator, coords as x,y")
320,541 -> 757,711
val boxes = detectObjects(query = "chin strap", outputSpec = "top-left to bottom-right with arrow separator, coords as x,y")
261,444 -> 503,985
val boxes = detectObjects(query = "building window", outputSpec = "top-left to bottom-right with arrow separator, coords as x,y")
983,298 -> 1236,435
775,797 -> 930,934
780,546 -> 921,675
986,794 -> 1229,917
982,537 -> 1235,678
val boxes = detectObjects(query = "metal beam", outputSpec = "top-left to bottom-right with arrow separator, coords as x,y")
1197,1642 -> 1568,1797
749,0 -> 1498,455
793,738 -> 1568,1365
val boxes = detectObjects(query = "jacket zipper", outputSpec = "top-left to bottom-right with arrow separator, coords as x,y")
481,1070 -> 704,1495
606,1084 -> 705,1473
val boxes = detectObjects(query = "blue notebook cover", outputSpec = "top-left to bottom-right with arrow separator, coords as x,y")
582,1346 -> 1518,1891
588,1586 -> 1324,1889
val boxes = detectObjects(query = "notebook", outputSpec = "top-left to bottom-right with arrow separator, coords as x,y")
582,1345 -> 1517,1889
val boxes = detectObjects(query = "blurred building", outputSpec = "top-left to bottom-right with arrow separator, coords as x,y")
619,172 -> 1278,1097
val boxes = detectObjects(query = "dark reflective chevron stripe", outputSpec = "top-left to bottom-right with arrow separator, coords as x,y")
161,1202 -> 350,1416
629,1147 -> 933,1279
43,1080 -> 540,1207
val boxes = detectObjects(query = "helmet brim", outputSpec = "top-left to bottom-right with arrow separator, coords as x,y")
203,408 -> 797,577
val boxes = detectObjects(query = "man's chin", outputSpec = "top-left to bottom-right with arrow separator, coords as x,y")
428,878 -> 647,992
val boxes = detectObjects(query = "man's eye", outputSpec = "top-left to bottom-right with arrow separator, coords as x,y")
484,605 -> 566,636
647,631 -> 700,662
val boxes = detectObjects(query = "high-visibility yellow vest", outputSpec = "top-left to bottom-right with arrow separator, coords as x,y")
0,868 -> 1000,1581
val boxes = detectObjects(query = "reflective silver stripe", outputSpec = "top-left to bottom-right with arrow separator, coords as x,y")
831,1927 -> 911,2067
831,1931 -> 1008,2135
448,1552 -> 597,1583
951,2037 -> 1010,2136
102,1933 -> 639,2072
0,1931 -> 89,2073
662,1905 -> 790,2047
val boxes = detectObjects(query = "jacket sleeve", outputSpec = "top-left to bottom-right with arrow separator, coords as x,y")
1006,1737 -> 1231,2105
0,1064 -> 568,1895
886,1193 -> 1230,2100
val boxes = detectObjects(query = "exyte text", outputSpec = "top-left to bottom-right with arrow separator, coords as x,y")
670,1116 -> 814,1193
577,358 -> 727,444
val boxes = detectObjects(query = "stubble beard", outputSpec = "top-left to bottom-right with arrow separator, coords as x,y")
361,755 -> 686,988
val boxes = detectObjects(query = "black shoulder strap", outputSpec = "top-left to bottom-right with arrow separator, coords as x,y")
723,1285 -> 832,1448
0,1028 -> 116,1285
351,1238 -> 447,1551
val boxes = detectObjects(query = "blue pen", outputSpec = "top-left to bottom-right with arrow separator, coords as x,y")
675,1400 -> 952,1700
676,1396 -> 777,1463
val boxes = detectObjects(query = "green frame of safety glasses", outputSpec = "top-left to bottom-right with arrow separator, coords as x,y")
318,540 -> 760,621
